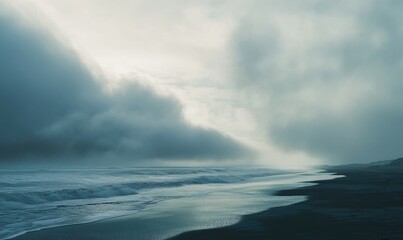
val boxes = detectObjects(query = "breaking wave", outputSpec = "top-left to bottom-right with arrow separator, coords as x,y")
0,168 -> 335,240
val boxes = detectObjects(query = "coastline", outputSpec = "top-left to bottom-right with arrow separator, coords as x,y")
10,170 -> 335,240
171,163 -> 403,240
10,162 -> 403,240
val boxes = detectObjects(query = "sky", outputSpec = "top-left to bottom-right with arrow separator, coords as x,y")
1,0 -> 403,168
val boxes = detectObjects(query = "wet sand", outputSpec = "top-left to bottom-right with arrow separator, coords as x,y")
12,171 -> 329,240
172,160 -> 403,240
11,160 -> 403,240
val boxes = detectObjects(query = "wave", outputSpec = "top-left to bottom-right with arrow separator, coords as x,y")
0,168 -> 338,240
0,170 -> 278,208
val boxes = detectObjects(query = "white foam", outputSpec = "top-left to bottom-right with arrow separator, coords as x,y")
0,168 -> 339,240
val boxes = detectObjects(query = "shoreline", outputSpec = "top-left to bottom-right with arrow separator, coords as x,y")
171,164 -> 403,240
10,163 -> 403,240
9,170 -> 335,240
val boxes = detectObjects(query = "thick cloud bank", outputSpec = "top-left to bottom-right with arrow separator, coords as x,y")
0,6 -> 250,164
232,1 -> 403,164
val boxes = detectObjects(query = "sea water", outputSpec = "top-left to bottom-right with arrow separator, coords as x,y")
0,168 -> 338,239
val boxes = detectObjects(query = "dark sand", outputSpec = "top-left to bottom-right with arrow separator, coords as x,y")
12,160 -> 403,240
172,160 -> 403,240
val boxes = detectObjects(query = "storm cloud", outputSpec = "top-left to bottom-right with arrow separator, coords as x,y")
231,1 -> 403,164
0,5 -> 251,164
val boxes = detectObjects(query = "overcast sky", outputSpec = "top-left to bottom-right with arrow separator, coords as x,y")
2,0 -> 403,167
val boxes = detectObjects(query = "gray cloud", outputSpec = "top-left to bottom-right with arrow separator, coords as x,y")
231,1 -> 403,164
0,5 -> 251,164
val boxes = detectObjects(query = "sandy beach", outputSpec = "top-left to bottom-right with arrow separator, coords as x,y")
172,159 -> 403,240
11,159 -> 403,240
10,170 -> 333,240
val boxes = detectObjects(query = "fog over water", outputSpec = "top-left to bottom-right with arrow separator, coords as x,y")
4,1 -> 403,166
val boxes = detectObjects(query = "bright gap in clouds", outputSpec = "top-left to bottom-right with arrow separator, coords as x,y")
1,1 -> 257,167
9,0 -> 333,168
19,0 -> 252,135
6,0 -> 403,168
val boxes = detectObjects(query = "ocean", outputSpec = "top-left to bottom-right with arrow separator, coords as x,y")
0,168 -> 338,239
